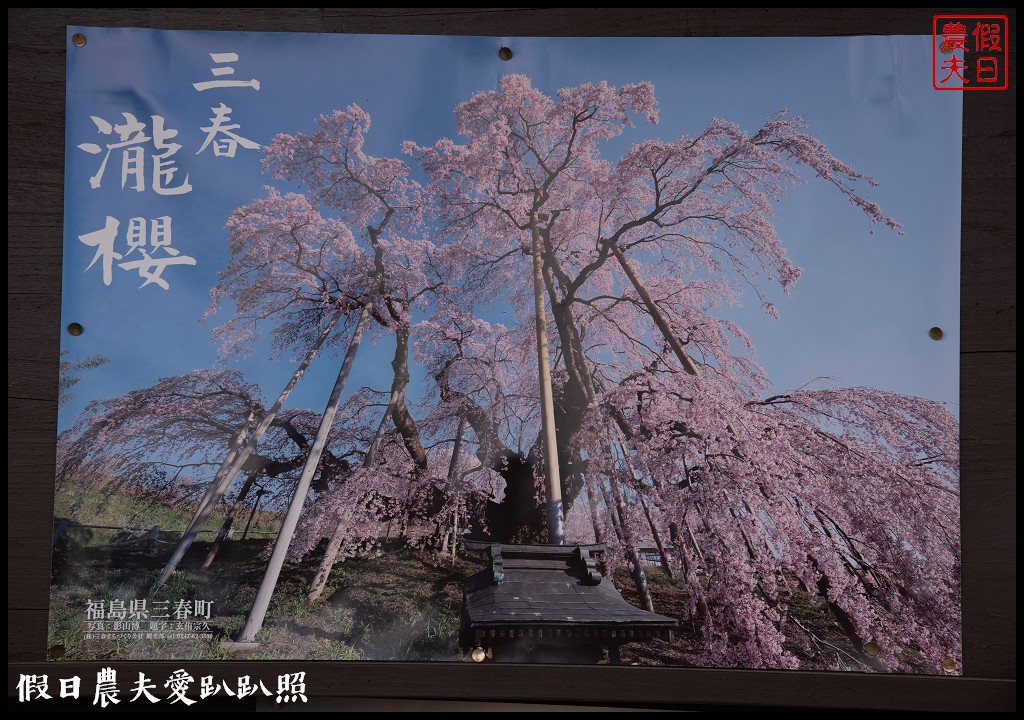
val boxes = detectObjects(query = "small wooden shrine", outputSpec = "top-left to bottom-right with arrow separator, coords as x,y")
461,542 -> 678,663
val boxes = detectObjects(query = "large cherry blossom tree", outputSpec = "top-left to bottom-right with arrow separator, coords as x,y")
401,75 -> 957,671
59,76 -> 959,672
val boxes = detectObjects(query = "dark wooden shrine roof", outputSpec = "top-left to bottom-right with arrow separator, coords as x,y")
462,542 -> 678,637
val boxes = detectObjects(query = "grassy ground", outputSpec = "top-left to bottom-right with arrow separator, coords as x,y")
49,533 -> 475,662
53,481 -> 280,541
50,533 -> 863,667
49,484 -> 867,667
615,565 -> 865,670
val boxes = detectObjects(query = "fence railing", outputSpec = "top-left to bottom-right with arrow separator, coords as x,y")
52,518 -> 277,546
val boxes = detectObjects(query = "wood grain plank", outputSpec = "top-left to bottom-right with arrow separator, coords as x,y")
8,7 -> 1015,709
5,647 -> 1017,711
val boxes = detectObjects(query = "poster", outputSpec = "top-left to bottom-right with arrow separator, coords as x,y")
52,27 -> 961,673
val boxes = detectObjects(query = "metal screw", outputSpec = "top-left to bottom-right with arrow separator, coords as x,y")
72,33 -> 87,47
498,47 -> 513,61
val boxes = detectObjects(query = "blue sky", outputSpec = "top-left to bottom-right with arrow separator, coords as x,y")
60,29 -> 961,433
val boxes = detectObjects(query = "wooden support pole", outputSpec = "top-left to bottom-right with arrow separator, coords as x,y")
531,210 -> 564,545
157,309 -> 341,586
235,303 -> 372,642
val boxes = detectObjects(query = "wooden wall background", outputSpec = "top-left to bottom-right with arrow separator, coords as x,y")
8,9 -> 1015,711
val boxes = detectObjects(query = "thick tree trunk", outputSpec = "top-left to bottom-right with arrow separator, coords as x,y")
529,222 -> 600,526
200,467 -> 260,571
157,309 -> 341,586
236,303 -> 372,641
434,360 -> 543,542
544,290 -> 592,515
443,417 -> 466,494
388,323 -> 428,471
388,319 -> 448,533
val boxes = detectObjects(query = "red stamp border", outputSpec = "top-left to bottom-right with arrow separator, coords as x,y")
933,14 -> 1010,91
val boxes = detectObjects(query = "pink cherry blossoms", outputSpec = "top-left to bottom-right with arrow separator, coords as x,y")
61,75 -> 957,673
